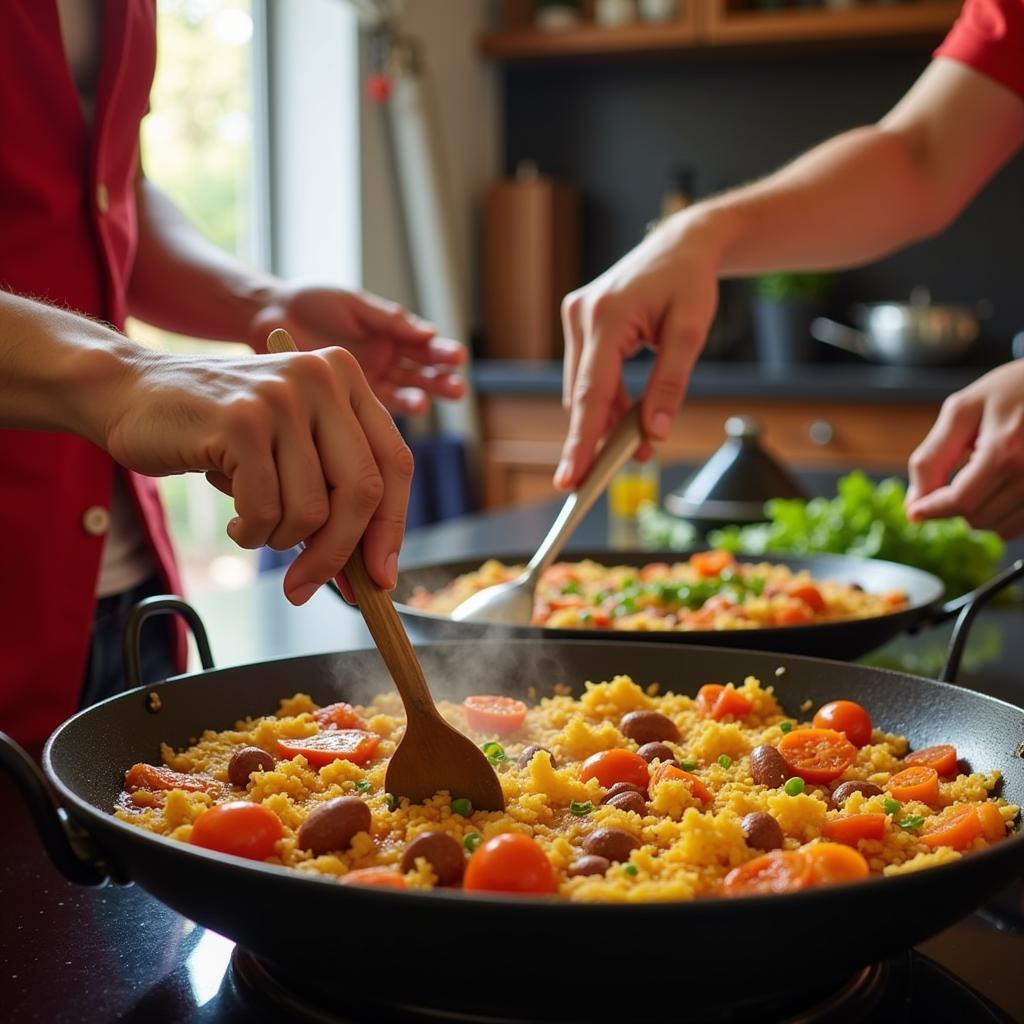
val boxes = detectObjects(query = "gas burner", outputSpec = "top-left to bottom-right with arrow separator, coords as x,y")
229,946 -> 1015,1024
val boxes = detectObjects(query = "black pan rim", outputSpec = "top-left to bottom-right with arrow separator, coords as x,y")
392,549 -> 946,637
41,638 -> 1024,915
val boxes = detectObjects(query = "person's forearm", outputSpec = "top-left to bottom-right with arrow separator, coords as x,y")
127,177 -> 282,344
683,123 -> 944,279
0,290 -> 142,445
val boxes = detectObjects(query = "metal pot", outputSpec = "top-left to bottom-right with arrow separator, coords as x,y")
810,288 -> 983,366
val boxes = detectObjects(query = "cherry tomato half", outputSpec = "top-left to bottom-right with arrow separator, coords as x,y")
313,702 -> 367,731
463,833 -> 556,894
579,749 -> 650,790
190,801 -> 283,861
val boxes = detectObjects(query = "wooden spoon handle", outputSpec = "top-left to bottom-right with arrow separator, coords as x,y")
344,548 -> 440,720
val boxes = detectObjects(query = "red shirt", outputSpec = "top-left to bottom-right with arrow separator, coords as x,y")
935,0 -> 1024,97
0,1 -> 185,750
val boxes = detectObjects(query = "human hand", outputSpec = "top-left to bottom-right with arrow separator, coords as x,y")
905,360 -> 1024,539
102,345 -> 413,603
556,214 -> 721,491
249,285 -> 466,415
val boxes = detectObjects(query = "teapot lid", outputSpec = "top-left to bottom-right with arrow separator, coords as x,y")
664,416 -> 809,524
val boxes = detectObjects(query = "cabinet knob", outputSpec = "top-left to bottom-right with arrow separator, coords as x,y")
808,419 -> 834,446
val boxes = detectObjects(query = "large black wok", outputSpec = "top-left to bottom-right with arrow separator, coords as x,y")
394,549 -> 1008,661
2,587 -> 1023,1022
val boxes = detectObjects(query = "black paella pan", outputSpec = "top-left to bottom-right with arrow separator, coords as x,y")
1,578 -> 1023,1023
393,548 -> 1012,661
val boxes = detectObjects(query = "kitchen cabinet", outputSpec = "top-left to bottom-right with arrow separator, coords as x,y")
480,0 -> 961,61
478,392 -> 939,508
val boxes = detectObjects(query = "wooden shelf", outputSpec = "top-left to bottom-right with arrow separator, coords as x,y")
480,20 -> 699,60
707,1 -> 963,46
480,1 -> 962,62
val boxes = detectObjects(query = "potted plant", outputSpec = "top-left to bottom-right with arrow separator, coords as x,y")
751,270 -> 835,372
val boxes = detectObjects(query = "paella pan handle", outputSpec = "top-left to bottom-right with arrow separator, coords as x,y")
940,559 -> 1024,684
0,732 -> 112,886
123,595 -> 215,689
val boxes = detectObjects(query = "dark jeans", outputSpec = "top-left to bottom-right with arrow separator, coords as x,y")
79,575 -> 179,709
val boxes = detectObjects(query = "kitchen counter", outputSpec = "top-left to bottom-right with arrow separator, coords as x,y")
3,473 -> 1023,1022
473,358 -> 987,403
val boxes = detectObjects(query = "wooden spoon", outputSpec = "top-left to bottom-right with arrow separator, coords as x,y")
265,328 -> 505,811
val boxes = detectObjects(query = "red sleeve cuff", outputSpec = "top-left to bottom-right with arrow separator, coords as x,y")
934,0 -> 1024,99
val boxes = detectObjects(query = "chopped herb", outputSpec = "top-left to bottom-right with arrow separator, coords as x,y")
784,777 -> 805,796
779,721 -> 793,734
384,792 -> 396,811
747,577 -> 766,597
451,797 -> 473,817
579,610 -> 594,624
621,576 -> 637,590
717,755 -> 732,769
654,582 -> 681,605
463,833 -> 482,853
898,815 -> 925,830
354,780 -> 372,793
623,864 -> 639,876
612,598 -> 636,618
681,759 -> 697,772
884,798 -> 901,816
482,741 -> 507,766
593,590 -> 612,606
569,800 -> 593,816
561,579 -> 582,595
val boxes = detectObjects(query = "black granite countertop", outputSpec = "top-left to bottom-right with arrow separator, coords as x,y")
473,358 -> 989,403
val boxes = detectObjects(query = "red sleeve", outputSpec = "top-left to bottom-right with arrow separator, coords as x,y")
934,0 -> 1024,99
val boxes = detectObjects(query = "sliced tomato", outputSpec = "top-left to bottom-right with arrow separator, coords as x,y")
886,765 -> 939,806
777,728 -> 857,784
580,749 -> 650,790
690,550 -> 735,579
277,729 -> 380,767
821,813 -> 887,846
341,867 -> 408,889
190,801 -> 283,861
774,604 -> 812,627
789,583 -> 825,613
712,687 -> 752,721
904,744 -> 958,778
463,833 -> 556,894
124,763 -> 217,793
723,850 -> 813,897
695,684 -> 724,715
651,763 -> 712,804
313,702 -> 367,731
804,842 -> 870,884
919,805 -> 983,851
463,696 -> 528,735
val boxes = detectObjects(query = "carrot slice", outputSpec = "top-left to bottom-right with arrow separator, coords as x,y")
711,686 -> 753,721
690,550 -> 735,578
650,763 -> 711,804
904,744 -> 958,778
124,763 -> 217,793
463,695 -> 528,735
885,765 -> 940,806
822,813 -> 887,846
695,684 -> 724,715
789,583 -> 825,613
313,702 -> 367,731
976,802 -> 1006,843
804,842 -> 870,884
341,867 -> 408,889
580,749 -> 650,790
723,850 -> 813,897
777,728 -> 857,784
277,729 -> 380,768
920,805 -> 983,851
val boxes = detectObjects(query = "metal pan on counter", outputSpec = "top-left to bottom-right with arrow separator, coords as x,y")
394,550 -> 1021,661
2,582 -> 1023,1023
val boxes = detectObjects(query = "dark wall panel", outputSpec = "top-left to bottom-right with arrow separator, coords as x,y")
504,52 -> 1024,348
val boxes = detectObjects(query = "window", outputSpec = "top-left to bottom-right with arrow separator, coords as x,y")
132,0 -> 266,594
